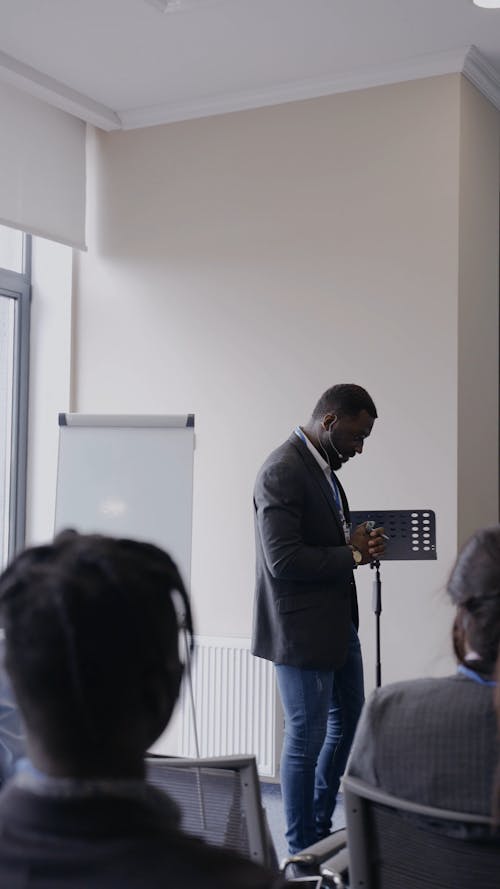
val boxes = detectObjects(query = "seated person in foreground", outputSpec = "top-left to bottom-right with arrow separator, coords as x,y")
0,531 -> 285,888
494,650 -> 500,821
347,525 -> 500,818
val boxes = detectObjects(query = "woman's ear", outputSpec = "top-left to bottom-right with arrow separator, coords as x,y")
452,606 -> 468,663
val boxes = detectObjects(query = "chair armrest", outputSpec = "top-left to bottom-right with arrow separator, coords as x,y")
320,846 -> 350,888
281,827 -> 348,872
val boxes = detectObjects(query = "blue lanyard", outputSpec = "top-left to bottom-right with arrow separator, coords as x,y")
457,665 -> 497,687
329,470 -> 343,513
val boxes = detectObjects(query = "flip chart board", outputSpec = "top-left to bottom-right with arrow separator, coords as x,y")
55,414 -> 195,584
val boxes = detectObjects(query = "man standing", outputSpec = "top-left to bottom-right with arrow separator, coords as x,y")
252,384 -> 385,854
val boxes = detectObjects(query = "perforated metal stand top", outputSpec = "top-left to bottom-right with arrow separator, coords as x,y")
349,509 -> 436,561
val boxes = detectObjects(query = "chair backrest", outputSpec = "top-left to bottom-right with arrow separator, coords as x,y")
343,774 -> 500,889
145,754 -> 275,868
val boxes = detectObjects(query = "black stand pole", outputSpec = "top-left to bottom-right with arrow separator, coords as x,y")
350,509 -> 437,690
370,559 -> 382,688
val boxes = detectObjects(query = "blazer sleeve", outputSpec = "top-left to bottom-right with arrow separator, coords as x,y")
254,456 -> 354,583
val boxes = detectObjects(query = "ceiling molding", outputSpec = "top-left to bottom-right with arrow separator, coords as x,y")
0,50 -> 121,131
1,43 -> 499,132
463,44 -> 500,109
119,47 -> 471,130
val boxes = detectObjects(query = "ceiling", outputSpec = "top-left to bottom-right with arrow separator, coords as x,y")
1,0 -> 500,130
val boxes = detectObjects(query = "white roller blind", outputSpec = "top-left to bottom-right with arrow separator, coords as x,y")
0,81 -> 86,249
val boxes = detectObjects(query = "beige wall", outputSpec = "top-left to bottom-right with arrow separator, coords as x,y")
71,73 -> 498,695
457,78 -> 499,545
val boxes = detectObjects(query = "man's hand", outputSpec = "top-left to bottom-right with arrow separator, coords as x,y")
350,523 -> 386,565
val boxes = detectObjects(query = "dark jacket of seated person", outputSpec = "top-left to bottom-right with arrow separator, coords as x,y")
0,774 -> 283,889
0,532 -> 286,889
346,526 -> 500,822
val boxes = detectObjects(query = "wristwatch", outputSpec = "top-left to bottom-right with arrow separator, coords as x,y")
350,546 -> 362,567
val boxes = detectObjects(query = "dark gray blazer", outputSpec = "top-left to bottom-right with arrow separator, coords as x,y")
251,433 -> 358,670
347,673 -> 499,815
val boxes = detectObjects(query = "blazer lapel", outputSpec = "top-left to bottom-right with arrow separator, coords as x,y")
289,434 -> 347,538
332,472 -> 350,524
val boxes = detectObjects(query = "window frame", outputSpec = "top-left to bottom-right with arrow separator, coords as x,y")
0,234 -> 31,561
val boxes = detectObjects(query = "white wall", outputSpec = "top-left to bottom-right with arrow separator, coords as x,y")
71,73 -> 496,699
27,237 -> 73,545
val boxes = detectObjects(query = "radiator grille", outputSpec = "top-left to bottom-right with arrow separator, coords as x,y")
179,635 -> 280,778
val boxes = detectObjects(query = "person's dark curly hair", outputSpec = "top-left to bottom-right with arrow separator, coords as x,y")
311,384 -> 377,421
0,530 -> 193,767
448,526 -> 500,676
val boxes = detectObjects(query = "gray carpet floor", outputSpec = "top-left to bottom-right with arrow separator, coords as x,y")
260,782 -> 346,865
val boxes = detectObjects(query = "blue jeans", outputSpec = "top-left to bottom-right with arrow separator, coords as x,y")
275,624 -> 364,854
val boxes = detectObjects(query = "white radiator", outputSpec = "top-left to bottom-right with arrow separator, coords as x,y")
179,635 -> 282,778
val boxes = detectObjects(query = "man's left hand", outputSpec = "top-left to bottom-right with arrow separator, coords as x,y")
367,527 -> 386,560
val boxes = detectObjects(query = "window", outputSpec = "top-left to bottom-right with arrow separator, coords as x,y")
0,226 -> 31,568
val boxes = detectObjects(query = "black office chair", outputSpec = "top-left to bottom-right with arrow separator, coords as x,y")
342,773 -> 500,889
145,753 -> 278,870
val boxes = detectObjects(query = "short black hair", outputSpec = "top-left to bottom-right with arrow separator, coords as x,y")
0,531 -> 192,761
311,384 -> 377,421
448,526 -> 500,673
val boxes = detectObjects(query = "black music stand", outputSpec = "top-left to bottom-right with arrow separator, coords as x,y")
350,509 -> 437,687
